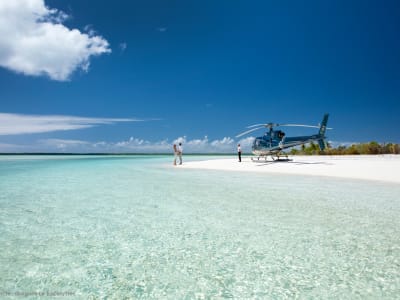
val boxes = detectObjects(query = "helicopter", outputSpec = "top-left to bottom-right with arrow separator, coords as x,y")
236,114 -> 331,161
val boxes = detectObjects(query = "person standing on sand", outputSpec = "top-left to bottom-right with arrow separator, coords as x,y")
178,142 -> 183,165
173,144 -> 178,165
237,143 -> 242,162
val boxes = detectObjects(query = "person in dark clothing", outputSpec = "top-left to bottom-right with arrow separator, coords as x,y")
237,144 -> 242,162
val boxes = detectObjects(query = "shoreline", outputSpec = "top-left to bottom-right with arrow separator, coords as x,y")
180,155 -> 400,184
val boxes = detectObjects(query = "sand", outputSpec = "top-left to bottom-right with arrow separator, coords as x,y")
181,155 -> 400,184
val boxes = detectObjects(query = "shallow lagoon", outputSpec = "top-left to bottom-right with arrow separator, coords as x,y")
1,155 -> 399,298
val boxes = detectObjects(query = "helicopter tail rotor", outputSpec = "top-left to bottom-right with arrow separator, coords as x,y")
317,113 -> 329,151
318,114 -> 329,137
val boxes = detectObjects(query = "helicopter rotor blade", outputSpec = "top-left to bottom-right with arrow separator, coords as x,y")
238,122 -> 333,138
279,124 -> 333,130
236,126 -> 265,138
246,123 -> 269,128
278,124 -> 320,128
247,123 -> 332,129
246,123 -> 277,129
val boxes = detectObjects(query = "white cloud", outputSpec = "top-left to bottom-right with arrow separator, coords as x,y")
0,0 -> 111,81
237,136 -> 255,149
171,136 -> 237,153
0,136 -> 249,153
156,27 -> 167,32
0,113 -> 141,135
111,136 -> 238,153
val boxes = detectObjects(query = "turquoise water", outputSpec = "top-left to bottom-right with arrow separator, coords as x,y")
0,155 -> 399,299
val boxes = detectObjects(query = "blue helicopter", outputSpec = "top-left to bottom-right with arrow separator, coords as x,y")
236,114 -> 330,161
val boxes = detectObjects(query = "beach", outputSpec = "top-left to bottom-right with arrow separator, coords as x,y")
181,155 -> 400,184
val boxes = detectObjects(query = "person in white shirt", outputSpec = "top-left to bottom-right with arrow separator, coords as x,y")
178,143 -> 183,165
173,144 -> 178,165
237,144 -> 242,162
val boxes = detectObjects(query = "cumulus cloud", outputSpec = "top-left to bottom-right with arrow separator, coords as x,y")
0,113 -> 141,135
102,135 -> 239,153
0,0 -> 111,80
237,136 -> 255,149
171,136 -> 236,153
0,136 -> 250,153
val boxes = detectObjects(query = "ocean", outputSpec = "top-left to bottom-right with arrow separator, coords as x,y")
0,155 -> 399,299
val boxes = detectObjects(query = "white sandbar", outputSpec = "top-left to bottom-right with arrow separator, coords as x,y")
181,155 -> 400,184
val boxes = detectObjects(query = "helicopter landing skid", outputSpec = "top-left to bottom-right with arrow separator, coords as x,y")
251,153 -> 292,162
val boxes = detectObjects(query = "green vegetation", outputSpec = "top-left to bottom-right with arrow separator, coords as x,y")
289,142 -> 400,155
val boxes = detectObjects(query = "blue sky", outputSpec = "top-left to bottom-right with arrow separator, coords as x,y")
0,0 -> 399,153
